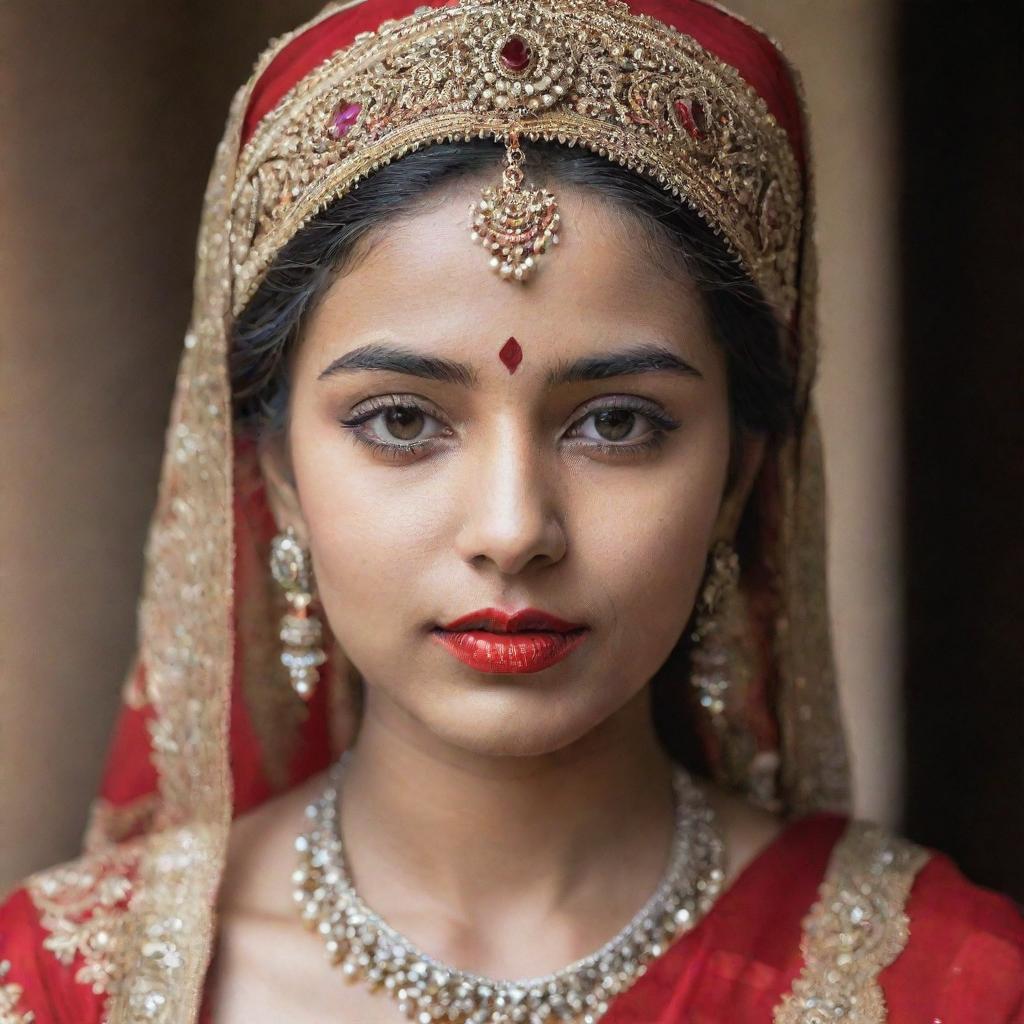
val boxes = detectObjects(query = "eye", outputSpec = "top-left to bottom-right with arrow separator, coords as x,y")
365,405 -> 436,443
338,396 -> 452,460
575,408 -> 649,443
566,397 -> 681,456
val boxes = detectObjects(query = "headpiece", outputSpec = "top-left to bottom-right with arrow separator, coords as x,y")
232,0 -> 802,314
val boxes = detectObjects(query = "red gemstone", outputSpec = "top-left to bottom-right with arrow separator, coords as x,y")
499,337 -> 523,374
674,99 -> 702,140
331,102 -> 362,139
500,36 -> 531,72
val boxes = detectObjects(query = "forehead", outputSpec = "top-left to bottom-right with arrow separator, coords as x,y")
301,177 -> 714,365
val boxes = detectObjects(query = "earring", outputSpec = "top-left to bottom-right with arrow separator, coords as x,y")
689,540 -> 782,810
689,539 -> 740,731
270,526 -> 326,701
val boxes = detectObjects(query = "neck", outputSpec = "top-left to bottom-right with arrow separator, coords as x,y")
339,685 -> 677,935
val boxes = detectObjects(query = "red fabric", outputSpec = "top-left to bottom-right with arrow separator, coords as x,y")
5,813 -> 1022,1023
241,0 -> 805,166
881,851 -> 1024,1022
94,691 -> 158,807
601,812 -> 847,1021
0,887 -> 107,1023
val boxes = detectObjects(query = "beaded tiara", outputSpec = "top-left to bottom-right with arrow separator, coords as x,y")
230,0 -> 803,319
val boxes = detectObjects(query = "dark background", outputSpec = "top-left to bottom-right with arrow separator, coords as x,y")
899,2 -> 1024,903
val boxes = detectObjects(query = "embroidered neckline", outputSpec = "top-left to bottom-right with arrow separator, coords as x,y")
772,820 -> 931,1024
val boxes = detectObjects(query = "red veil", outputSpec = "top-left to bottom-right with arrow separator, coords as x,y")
1,3 -> 1021,1023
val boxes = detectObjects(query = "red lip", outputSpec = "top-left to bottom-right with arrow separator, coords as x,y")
439,607 -> 585,633
433,607 -> 589,674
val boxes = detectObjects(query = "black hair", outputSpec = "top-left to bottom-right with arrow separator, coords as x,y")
230,138 -> 795,460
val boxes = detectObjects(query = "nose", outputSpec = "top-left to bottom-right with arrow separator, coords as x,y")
454,423 -> 567,576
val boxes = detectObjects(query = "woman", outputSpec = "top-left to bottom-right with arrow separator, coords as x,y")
1,1 -> 1021,1022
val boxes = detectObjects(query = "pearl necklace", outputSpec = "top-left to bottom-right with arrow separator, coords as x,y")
293,753 -> 725,1024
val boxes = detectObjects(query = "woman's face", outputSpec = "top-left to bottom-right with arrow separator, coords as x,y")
266,177 -> 761,758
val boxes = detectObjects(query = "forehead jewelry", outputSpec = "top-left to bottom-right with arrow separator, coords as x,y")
470,116 -> 561,283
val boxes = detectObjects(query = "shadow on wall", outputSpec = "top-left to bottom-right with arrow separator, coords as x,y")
0,0 -> 326,891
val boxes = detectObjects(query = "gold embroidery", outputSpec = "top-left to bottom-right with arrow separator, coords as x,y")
25,845 -> 140,1021
99,7 -> 348,1021
231,0 -> 802,322
83,796 -> 162,854
772,821 -> 932,1024
0,960 -> 35,1024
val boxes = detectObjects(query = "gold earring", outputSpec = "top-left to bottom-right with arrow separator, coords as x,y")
689,540 -> 782,810
689,539 -> 740,730
270,526 -> 325,701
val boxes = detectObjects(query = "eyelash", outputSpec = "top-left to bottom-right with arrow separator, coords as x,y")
337,394 -> 681,462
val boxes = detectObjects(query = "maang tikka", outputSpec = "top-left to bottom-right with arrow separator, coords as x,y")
270,526 -> 326,701
469,115 -> 561,281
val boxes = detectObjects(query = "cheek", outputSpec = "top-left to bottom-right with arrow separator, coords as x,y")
285,402 -> 435,635
572,412 -> 730,651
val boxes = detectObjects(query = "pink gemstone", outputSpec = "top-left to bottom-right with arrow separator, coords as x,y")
331,102 -> 362,139
499,337 -> 523,374
500,36 -> 531,72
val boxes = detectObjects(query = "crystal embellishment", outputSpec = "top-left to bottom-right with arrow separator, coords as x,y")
293,752 -> 726,1024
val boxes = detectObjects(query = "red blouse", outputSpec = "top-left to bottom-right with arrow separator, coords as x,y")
2,813 -> 1022,1023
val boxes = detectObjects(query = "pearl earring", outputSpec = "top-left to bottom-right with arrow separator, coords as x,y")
270,526 -> 325,701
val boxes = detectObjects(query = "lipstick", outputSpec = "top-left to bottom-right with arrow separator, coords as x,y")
431,607 -> 589,674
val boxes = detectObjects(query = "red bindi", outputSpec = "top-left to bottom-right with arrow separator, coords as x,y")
498,337 -> 523,374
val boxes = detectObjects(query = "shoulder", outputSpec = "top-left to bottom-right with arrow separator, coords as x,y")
885,840 -> 1024,1020
0,844 -> 139,1024
774,816 -> 1024,1023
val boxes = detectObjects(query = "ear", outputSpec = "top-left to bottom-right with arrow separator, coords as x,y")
257,430 -> 309,542
713,431 -> 766,543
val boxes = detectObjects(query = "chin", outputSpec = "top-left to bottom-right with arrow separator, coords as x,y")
412,681 -> 633,759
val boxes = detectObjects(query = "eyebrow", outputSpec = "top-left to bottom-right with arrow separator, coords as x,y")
318,342 -> 703,387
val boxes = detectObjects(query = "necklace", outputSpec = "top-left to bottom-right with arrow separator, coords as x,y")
293,752 -> 725,1024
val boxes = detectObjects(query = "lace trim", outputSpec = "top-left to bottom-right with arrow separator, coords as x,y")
84,796 -> 162,854
24,845 -> 141,1024
772,820 -> 932,1024
0,960 -> 34,1024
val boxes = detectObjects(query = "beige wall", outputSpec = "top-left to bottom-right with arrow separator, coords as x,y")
0,0 -> 326,891
725,0 -> 902,827
0,1 -> 900,891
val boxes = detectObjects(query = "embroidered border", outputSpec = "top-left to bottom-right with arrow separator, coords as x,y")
231,0 -> 803,321
84,796 -> 162,854
0,960 -> 34,1024
24,844 -> 141,1023
772,821 -> 932,1024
